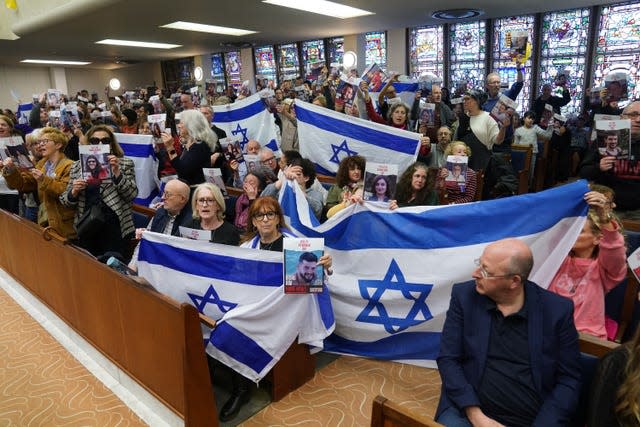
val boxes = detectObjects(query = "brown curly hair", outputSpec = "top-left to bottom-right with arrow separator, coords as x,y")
335,155 -> 366,188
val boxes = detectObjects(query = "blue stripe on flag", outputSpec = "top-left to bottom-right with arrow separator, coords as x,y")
209,322 -> 273,373
280,183 -> 322,230
139,240 -> 283,286
285,180 -> 590,250
120,143 -> 156,158
134,189 -> 159,206
213,100 -> 266,122
392,82 -> 419,92
324,332 -> 441,360
295,105 -> 418,155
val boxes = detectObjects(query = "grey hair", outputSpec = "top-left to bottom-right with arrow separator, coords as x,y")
509,251 -> 534,281
179,109 -> 218,152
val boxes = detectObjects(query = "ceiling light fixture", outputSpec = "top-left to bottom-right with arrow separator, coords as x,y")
109,78 -> 121,91
262,0 -> 374,19
194,66 -> 203,82
96,39 -> 181,49
431,9 -> 483,20
161,21 -> 256,36
21,59 -> 91,65
343,51 -> 357,69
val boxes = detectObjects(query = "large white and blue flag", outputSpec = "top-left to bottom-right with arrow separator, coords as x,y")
212,93 -> 280,155
280,179 -> 590,367
371,81 -> 420,109
295,100 -> 421,176
116,133 -> 159,205
136,233 -> 334,382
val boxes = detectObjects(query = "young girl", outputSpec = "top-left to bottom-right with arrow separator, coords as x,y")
513,110 -> 553,181
439,141 -> 477,204
548,189 -> 627,339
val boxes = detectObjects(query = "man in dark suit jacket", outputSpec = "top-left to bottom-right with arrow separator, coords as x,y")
436,238 -> 581,427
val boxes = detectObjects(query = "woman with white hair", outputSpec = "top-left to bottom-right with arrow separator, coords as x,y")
161,109 -> 216,186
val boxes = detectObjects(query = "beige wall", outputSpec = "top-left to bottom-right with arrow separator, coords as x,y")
0,62 -> 163,109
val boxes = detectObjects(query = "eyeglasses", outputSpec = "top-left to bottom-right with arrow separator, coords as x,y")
197,198 -> 216,205
36,139 -> 53,145
622,111 -> 640,119
260,157 -> 276,165
89,137 -> 112,145
253,211 -> 277,221
162,191 -> 175,198
474,258 -> 516,279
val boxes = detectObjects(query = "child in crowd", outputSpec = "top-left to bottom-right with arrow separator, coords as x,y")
513,110 -> 553,182
548,187 -> 627,339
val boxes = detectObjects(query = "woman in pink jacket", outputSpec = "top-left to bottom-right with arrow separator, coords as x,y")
548,189 -> 627,339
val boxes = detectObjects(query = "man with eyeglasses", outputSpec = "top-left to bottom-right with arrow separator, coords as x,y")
436,238 -> 581,426
128,179 -> 191,271
579,100 -> 640,219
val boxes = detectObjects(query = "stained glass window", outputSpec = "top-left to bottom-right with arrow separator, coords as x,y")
328,37 -> 344,68
207,53 -> 226,95
449,21 -> 486,96
254,45 -> 277,86
593,2 -> 640,103
408,25 -> 444,79
538,8 -> 591,115
277,42 -> 300,82
224,51 -> 242,90
492,16 -> 536,114
365,31 -> 387,70
302,39 -> 326,80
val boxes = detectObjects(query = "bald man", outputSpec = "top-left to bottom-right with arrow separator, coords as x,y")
129,179 -> 192,271
436,238 -> 581,426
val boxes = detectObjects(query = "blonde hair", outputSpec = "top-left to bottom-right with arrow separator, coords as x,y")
444,141 -> 472,157
191,183 -> 225,221
38,127 -> 69,150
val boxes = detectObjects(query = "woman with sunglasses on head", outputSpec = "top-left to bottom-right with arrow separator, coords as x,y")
185,183 -> 239,245
2,127 -> 76,238
61,125 -> 138,258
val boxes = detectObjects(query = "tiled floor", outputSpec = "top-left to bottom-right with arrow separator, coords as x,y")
0,287 -> 147,426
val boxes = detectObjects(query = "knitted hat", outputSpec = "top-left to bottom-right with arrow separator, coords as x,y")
464,89 -> 487,107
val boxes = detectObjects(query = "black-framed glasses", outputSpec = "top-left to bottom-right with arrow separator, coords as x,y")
253,211 -> 276,221
622,111 -> 640,119
260,157 -> 276,165
474,258 -> 516,279
197,198 -> 216,205
89,137 -> 112,145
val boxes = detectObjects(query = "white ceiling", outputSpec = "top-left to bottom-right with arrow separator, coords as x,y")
0,0 -> 620,70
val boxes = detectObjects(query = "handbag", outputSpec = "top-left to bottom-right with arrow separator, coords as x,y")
75,201 -> 108,240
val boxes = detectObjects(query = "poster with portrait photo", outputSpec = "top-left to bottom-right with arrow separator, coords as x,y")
149,95 -> 163,114
445,155 -> 468,191
79,144 -> 112,184
0,136 -> 34,170
47,89 -> 62,108
507,30 -> 528,59
189,86 -> 201,108
490,95 -> 517,128
361,63 -> 388,93
244,154 -> 260,174
219,137 -> 245,164
47,109 -> 61,129
539,104 -> 554,129
147,113 -> 167,138
202,168 -> 228,197
363,162 -> 397,203
60,102 -> 80,130
604,71 -> 629,102
419,101 -> 436,127
283,237 -> 324,294
629,246 -> 640,284
595,119 -> 630,160
336,75 -> 360,107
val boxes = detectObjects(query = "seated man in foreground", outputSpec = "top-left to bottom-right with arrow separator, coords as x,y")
436,238 -> 581,426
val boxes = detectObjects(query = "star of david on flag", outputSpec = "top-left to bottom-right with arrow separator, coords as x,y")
189,285 -> 237,314
295,100 -> 420,176
357,259 -> 432,334
212,93 -> 280,156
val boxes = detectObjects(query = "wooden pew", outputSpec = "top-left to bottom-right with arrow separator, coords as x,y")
371,395 -> 444,427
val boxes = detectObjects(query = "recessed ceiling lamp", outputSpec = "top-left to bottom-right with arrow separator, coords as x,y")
161,21 -> 256,36
431,9 -> 484,20
262,0 -> 374,19
21,59 -> 91,65
96,39 -> 181,49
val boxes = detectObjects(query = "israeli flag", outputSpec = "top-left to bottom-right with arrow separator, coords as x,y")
371,81 -> 420,109
116,133 -> 160,206
280,180 -> 589,367
136,233 -> 334,382
295,100 -> 421,176
212,93 -> 281,156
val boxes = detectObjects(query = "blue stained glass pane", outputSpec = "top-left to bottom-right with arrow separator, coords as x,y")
278,43 -> 300,82
254,46 -> 277,85
597,3 -> 640,54
449,21 -> 486,94
328,37 -> 344,68
224,51 -> 243,90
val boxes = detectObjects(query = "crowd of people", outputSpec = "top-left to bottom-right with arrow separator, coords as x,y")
0,61 -> 638,424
